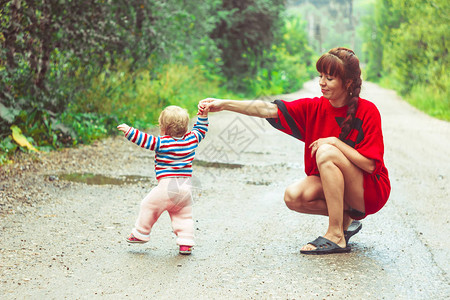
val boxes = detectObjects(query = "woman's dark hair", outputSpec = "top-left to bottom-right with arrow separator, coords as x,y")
316,47 -> 362,140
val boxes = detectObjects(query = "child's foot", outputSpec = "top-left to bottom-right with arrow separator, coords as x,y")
126,233 -> 147,244
179,245 -> 192,255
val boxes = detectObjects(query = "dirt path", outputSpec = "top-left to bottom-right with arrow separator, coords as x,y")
1,79 -> 449,299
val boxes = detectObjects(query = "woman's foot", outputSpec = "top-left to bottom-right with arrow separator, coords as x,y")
300,232 -> 346,252
300,236 -> 350,254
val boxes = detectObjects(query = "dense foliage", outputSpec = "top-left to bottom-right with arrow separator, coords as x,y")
0,0 -> 220,157
361,0 -> 449,120
212,0 -> 285,91
2,0 -> 448,165
0,0 -> 315,163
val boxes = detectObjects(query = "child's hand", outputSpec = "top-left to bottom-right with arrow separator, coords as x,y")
117,123 -> 131,134
198,98 -> 224,114
197,105 -> 208,117
197,99 -> 216,116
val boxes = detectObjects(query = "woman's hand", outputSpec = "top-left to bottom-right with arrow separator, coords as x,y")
309,136 -> 376,173
117,123 -> 131,134
198,98 -> 225,115
309,137 -> 338,157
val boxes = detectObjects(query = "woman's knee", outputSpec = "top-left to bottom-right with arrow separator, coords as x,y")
284,184 -> 306,212
316,144 -> 341,167
284,176 -> 325,213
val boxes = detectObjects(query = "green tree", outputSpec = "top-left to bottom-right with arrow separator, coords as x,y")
383,0 -> 448,92
0,0 -> 220,147
362,0 -> 449,119
211,0 -> 285,92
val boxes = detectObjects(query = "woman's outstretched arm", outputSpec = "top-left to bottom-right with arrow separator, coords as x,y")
198,98 -> 278,119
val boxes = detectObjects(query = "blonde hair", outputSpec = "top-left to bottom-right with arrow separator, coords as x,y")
158,105 -> 189,137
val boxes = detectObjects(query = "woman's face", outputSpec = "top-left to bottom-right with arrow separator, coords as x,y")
318,73 -> 347,103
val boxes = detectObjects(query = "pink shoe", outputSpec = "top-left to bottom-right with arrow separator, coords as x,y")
179,245 -> 192,255
126,233 -> 147,244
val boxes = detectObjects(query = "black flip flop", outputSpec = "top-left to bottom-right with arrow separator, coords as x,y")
344,220 -> 362,243
300,236 -> 351,255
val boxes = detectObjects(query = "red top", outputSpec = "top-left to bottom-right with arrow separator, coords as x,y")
267,97 -> 390,217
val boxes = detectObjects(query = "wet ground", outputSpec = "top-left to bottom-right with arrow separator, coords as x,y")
1,80 -> 449,299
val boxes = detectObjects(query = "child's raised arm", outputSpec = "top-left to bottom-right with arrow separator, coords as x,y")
117,123 -> 159,151
192,115 -> 208,144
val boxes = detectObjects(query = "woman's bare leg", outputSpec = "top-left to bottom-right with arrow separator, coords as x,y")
284,176 -> 327,215
284,177 -> 356,230
300,144 -> 365,251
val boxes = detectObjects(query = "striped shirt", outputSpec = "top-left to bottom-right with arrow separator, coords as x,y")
124,117 -> 208,180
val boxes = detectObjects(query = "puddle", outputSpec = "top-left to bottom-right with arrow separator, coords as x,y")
52,173 -> 152,185
194,160 -> 244,169
50,161 -> 243,185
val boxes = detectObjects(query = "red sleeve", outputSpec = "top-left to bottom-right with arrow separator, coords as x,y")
354,103 -> 385,174
266,99 -> 309,142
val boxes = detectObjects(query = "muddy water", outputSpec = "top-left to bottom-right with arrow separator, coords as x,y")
54,173 -> 152,185
51,159 -> 243,186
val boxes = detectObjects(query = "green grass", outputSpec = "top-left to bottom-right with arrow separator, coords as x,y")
73,62 -> 235,130
378,76 -> 450,121
407,84 -> 450,121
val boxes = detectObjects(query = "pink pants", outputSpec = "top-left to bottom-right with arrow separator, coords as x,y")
131,177 -> 194,246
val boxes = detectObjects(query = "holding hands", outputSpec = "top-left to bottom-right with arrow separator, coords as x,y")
197,98 -> 225,116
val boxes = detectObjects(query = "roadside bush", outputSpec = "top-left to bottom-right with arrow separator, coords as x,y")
407,80 -> 450,121
0,0 -> 221,163
362,0 -> 449,120
72,62 -> 227,130
244,15 -> 315,97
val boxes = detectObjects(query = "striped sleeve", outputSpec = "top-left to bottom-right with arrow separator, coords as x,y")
192,116 -> 208,143
124,127 -> 159,151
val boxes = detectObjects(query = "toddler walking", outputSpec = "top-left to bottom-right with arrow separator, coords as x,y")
117,105 -> 208,255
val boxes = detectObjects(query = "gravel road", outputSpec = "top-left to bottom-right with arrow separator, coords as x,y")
1,79 -> 449,299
